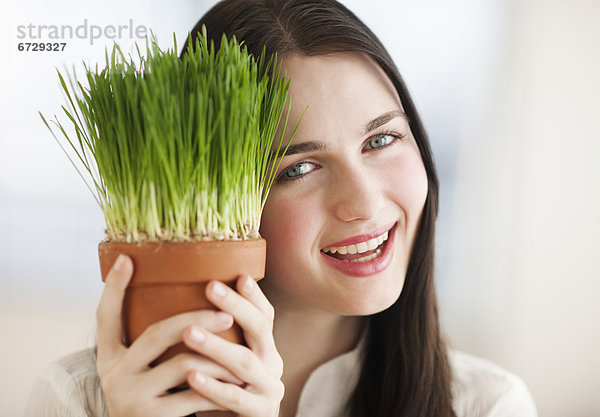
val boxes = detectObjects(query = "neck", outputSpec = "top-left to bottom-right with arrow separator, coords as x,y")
261,282 -> 365,417
263,282 -> 366,368
274,305 -> 365,369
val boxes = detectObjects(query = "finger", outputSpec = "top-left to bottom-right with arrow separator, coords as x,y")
235,275 -> 281,359
236,275 -> 275,322
188,371 -> 253,415
143,352 -> 244,395
124,310 -> 234,372
153,387 -> 226,417
188,370 -> 279,417
96,254 -> 133,367
183,325 -> 279,391
206,280 -> 278,362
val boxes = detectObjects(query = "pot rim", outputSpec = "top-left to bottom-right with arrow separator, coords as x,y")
98,238 -> 266,285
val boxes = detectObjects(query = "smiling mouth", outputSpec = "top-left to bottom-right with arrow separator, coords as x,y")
323,243 -> 386,263
320,228 -> 391,263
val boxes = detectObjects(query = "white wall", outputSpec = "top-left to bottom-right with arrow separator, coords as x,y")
442,1 -> 600,416
1,0 -> 598,416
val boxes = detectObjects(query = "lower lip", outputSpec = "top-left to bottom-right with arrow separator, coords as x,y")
320,223 -> 397,277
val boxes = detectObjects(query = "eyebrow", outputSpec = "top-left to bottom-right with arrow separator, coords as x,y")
270,140 -> 329,159
362,110 -> 408,135
270,110 -> 408,159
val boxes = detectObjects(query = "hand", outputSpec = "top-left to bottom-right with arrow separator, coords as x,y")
96,254 -> 245,417
183,276 -> 284,417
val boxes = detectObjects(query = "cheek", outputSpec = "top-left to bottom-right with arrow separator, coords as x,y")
259,191 -> 318,262
387,149 -> 429,216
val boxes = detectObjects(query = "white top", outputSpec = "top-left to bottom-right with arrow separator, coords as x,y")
25,343 -> 538,417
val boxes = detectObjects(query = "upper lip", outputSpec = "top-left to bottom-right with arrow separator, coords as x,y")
320,221 -> 396,249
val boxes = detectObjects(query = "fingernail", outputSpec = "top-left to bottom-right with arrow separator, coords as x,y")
193,371 -> 206,385
215,312 -> 233,325
212,282 -> 227,298
244,275 -> 255,291
189,327 -> 206,344
112,254 -> 126,272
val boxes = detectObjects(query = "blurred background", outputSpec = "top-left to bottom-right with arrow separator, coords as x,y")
1,0 -> 598,415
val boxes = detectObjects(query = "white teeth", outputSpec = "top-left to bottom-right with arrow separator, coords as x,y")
348,248 -> 382,263
366,239 -> 378,250
323,229 -> 390,254
356,241 -> 368,253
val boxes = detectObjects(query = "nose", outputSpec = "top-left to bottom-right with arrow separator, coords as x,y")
331,164 -> 384,222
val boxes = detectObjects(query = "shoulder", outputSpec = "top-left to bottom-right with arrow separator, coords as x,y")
25,348 -> 107,417
448,350 -> 538,417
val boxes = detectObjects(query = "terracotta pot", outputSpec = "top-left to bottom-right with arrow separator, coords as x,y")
98,239 -> 266,364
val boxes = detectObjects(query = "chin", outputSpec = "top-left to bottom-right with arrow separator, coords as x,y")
336,287 -> 403,316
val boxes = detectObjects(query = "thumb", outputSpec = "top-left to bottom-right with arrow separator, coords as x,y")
96,254 -> 133,372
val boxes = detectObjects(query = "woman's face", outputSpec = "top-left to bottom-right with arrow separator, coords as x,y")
259,53 -> 428,316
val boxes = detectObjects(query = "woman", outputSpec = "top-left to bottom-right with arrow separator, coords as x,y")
26,1 -> 537,416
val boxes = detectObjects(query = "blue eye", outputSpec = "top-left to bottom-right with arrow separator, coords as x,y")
281,161 -> 316,180
367,134 -> 395,149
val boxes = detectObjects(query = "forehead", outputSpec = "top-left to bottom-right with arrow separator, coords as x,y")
279,52 -> 403,139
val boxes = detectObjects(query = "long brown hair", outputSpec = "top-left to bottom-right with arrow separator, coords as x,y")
181,1 -> 454,415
